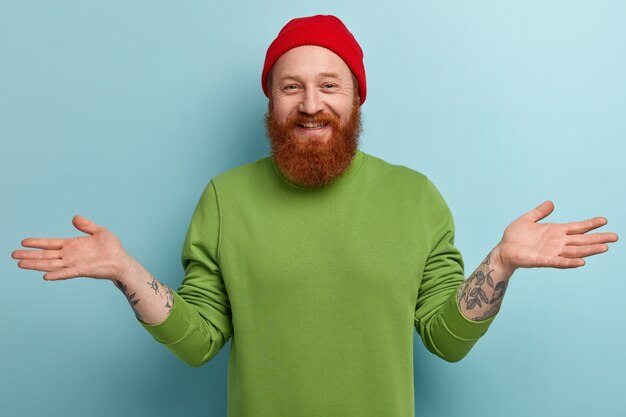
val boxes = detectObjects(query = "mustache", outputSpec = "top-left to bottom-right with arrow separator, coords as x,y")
286,112 -> 341,128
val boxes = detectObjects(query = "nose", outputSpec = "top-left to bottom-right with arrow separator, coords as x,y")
298,89 -> 323,115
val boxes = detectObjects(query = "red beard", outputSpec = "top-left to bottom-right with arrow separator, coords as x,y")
265,101 -> 362,188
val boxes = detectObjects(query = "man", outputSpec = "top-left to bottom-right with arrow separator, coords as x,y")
12,15 -> 618,417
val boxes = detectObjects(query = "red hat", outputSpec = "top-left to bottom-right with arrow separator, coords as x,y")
261,15 -> 367,105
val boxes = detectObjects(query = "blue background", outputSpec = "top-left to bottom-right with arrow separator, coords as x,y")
1,1 -> 624,416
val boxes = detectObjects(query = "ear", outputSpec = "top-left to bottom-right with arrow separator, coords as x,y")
266,69 -> 274,95
351,73 -> 360,103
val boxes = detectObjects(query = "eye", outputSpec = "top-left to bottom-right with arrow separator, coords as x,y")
283,84 -> 300,91
322,83 -> 337,89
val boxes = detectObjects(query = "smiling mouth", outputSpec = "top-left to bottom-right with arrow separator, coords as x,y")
298,122 -> 328,129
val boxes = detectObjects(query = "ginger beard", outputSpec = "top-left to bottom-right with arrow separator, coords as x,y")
265,98 -> 362,188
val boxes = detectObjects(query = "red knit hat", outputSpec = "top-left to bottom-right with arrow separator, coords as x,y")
262,15 -> 367,105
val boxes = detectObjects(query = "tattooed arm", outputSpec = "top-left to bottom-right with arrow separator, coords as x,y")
112,257 -> 174,324
458,247 -> 513,321
458,201 -> 618,321
13,215 -> 174,325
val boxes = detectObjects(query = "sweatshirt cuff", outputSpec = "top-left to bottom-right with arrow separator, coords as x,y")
440,290 -> 498,340
139,291 -> 192,344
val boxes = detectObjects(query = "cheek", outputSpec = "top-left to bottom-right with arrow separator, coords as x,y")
335,104 -> 356,127
270,99 -> 297,124
326,96 -> 356,120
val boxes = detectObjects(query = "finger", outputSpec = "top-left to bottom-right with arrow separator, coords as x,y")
44,268 -> 80,281
560,244 -> 608,258
565,217 -> 608,235
566,232 -> 619,246
12,249 -> 62,260
18,259 -> 65,272
552,257 -> 585,269
522,201 -> 555,223
72,215 -> 104,236
21,238 -> 64,250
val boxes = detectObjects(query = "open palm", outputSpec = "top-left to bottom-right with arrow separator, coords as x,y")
497,201 -> 618,270
12,215 -> 128,281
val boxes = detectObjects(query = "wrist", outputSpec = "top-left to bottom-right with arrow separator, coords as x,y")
113,253 -> 136,284
491,242 -> 517,277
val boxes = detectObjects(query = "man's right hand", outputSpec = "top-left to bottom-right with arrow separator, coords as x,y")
12,215 -> 130,281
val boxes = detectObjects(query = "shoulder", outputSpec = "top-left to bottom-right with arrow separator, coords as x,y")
211,155 -> 274,190
362,152 -> 430,188
360,152 -> 451,212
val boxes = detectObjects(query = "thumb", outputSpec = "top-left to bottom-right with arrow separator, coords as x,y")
72,215 -> 103,235
522,200 -> 555,223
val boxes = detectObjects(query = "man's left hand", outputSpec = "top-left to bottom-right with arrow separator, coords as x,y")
493,201 -> 618,272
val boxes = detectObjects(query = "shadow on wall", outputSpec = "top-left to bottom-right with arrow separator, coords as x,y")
97,338 -> 231,417
189,67 -> 271,176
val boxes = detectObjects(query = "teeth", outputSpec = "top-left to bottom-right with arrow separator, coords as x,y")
300,122 -> 326,129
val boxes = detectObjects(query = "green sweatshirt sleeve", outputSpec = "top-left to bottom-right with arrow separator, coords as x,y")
141,180 -> 233,367
414,178 -> 497,362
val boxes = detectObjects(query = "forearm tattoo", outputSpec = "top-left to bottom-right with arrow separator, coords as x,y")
114,280 -> 142,321
164,286 -> 174,310
146,277 -> 174,311
457,252 -> 508,321
114,277 -> 174,321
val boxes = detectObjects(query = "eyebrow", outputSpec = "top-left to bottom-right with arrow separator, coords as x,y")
278,72 -> 343,82
319,72 -> 342,79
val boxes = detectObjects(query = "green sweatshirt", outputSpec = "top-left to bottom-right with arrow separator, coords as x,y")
142,150 -> 497,417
